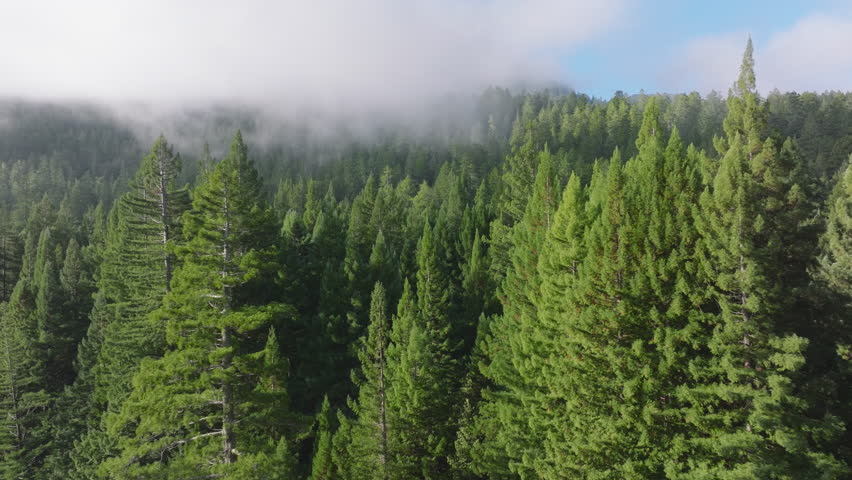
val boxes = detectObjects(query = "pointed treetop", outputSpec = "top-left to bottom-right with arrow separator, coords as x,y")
199,142 -> 215,179
736,36 -> 756,98
636,97 -> 662,150
228,129 -> 249,167
720,37 -> 766,150
136,135 -> 178,189
418,221 -> 434,255
263,326 -> 281,368
369,282 -> 387,316
667,126 -> 683,152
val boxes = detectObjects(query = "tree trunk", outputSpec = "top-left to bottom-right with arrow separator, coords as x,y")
158,152 -> 172,292
220,190 -> 236,464
378,340 -> 389,474
221,326 -> 235,464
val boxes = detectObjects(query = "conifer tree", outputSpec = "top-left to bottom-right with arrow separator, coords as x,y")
0,294 -> 51,476
386,280 -> 421,478
678,39 -> 846,478
65,137 -> 194,473
473,148 -> 559,477
460,231 -> 496,347
118,134 -> 189,295
527,100 -> 707,477
101,131 -> 297,477
36,237 -> 92,391
348,282 -> 391,480
132,136 -> 186,265
280,208 -> 339,411
819,161 -> 852,298
332,411 -> 354,480
369,230 -> 401,307
27,227 -> 70,392
815,158 -> 852,460
92,135 -> 191,412
536,149 -> 639,478
0,216 -> 19,303
386,251 -> 458,479
309,396 -> 337,480
344,175 -> 378,335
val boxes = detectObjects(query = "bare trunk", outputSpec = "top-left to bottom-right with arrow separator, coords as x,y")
1,235 -> 7,301
740,254 -> 751,367
1,330 -> 25,447
378,341 -> 388,473
221,326 -> 235,464
159,154 -> 172,292
220,191 -> 235,464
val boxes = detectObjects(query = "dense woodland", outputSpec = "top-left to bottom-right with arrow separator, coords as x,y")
3,43 -> 852,479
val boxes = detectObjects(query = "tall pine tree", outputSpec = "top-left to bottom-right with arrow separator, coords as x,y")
474,148 -> 559,478
679,39 -> 847,478
102,131 -> 298,477
348,282 -> 392,480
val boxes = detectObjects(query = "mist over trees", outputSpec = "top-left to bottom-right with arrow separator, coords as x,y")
2,43 -> 852,479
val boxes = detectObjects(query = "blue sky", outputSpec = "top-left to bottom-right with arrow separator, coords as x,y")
562,0 -> 852,97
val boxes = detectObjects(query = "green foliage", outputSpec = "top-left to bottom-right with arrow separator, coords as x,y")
0,298 -> 52,477
386,224 -> 460,479
348,282 -> 391,479
101,131 -> 299,477
674,41 -> 846,479
474,147 -> 560,477
92,135 -> 191,407
819,160 -> 852,297
309,396 -> 337,480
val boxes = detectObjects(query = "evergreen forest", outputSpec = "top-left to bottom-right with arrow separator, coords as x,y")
4,42 -> 852,479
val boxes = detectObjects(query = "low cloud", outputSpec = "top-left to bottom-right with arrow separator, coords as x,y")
0,0 -> 626,115
661,11 -> 852,94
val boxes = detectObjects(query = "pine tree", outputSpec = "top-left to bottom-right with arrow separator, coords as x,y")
101,131 -> 298,477
523,100 -> 708,477
48,291 -> 113,480
815,159 -> 852,461
416,222 -> 458,471
489,133 -> 552,284
819,161 -> 852,298
474,148 -> 559,477
332,411 -> 354,480
121,134 -> 190,292
30,227 -> 69,392
66,137 -> 194,473
0,295 -> 51,476
384,251 -> 457,478
344,175 -> 378,337
369,230 -> 400,306
676,39 -> 847,478
92,135 -> 191,412
280,208 -> 336,411
309,396 -> 337,480
348,282 -> 391,479
37,237 -> 92,391
0,213 -> 20,303
537,149 -> 639,477
460,231 -> 496,347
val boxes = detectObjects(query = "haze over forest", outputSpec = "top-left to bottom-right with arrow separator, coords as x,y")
2,1 -> 852,479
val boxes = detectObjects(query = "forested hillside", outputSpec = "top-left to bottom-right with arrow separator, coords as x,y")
3,43 -> 852,479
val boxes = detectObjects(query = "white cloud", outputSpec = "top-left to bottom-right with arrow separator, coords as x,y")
761,14 -> 852,93
662,12 -> 852,94
0,0 -> 626,113
661,32 -> 746,94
